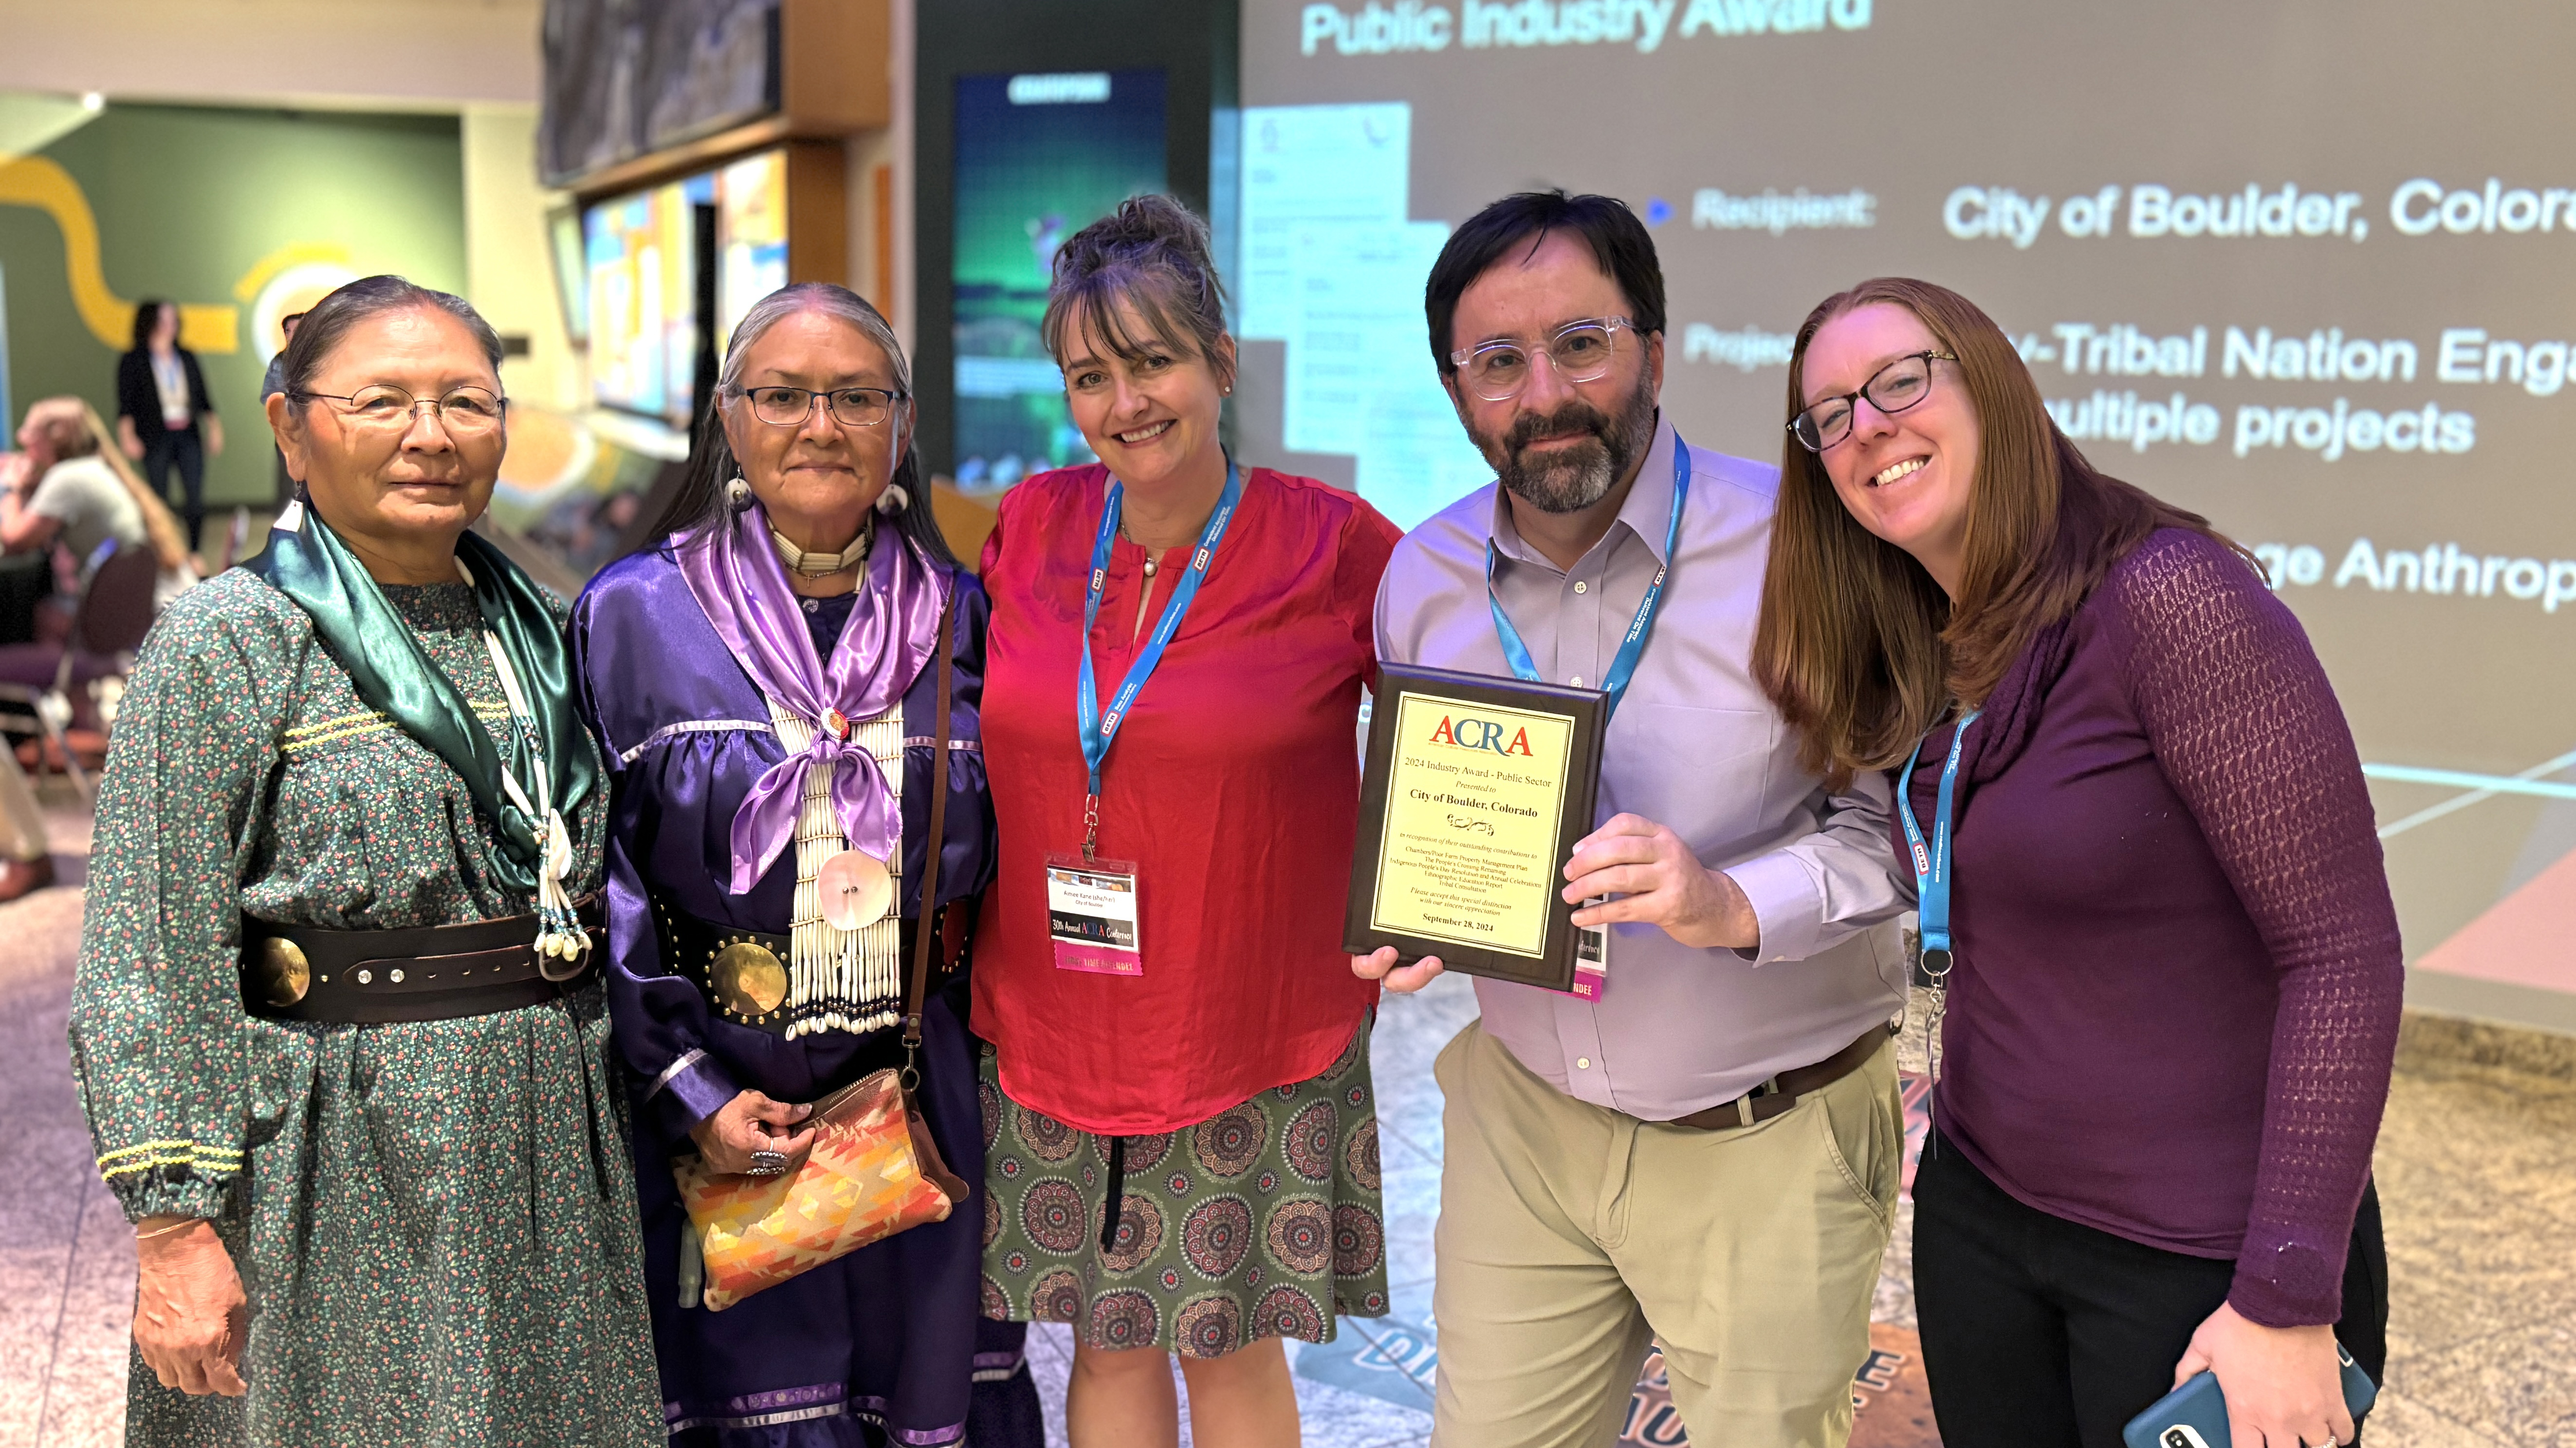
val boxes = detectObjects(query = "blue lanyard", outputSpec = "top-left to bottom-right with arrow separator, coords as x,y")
1485,428 -> 1691,720
1076,461 -> 1244,856
1896,710 -> 1981,975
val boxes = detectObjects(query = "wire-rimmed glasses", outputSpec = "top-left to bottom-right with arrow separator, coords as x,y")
1448,317 -> 1636,403
1787,350 -> 1957,452
294,385 -> 507,436
740,385 -> 903,428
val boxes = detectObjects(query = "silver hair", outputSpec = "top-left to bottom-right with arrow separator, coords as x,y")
717,282 -> 911,401
648,282 -> 954,567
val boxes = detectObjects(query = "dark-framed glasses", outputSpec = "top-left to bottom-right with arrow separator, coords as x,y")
296,385 -> 507,435
1449,317 -> 1636,403
741,385 -> 903,428
1788,350 -> 1957,452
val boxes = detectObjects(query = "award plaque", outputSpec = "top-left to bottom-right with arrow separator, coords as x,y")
1343,664 -> 1607,990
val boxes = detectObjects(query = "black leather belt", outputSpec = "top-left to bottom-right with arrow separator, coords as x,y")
1666,1023 -> 1896,1131
240,896 -> 602,1025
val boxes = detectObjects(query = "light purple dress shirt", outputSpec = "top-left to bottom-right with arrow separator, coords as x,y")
1372,421 -> 1912,1120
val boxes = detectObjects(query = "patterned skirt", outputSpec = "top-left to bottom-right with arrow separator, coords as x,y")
977,1018 -> 1392,1358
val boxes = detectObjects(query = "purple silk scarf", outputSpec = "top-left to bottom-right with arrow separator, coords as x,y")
673,503 -> 950,895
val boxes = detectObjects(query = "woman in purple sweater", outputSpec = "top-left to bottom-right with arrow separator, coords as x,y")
1753,277 -> 2402,1448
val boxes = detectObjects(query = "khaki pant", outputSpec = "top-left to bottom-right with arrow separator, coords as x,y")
1430,1021 -> 1901,1448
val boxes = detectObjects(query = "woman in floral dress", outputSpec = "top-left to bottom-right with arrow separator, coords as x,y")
67,276 -> 661,1447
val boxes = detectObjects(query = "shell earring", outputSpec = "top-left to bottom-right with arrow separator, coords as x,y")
724,476 -> 753,510
875,483 -> 910,516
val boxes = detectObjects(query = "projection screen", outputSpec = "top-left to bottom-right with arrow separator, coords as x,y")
1233,0 -> 2576,1024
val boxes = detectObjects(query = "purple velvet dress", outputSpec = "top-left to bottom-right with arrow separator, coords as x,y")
571,543 -> 1041,1448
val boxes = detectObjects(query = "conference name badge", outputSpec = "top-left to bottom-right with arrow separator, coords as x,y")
1045,852 -> 1143,975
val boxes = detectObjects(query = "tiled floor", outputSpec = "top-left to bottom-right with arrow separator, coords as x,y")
7,782 -> 2572,1446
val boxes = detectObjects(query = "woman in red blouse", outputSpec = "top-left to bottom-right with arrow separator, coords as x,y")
974,195 -> 1400,1447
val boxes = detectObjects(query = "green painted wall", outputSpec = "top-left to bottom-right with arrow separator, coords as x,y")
0,104 -> 463,508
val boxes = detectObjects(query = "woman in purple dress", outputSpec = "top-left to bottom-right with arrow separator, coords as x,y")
572,283 -> 1041,1448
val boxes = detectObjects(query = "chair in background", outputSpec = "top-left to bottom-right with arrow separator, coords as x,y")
0,541 -> 163,799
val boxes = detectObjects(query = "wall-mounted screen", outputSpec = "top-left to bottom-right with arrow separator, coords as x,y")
950,68 -> 1168,494
583,149 -> 791,429
584,181 -> 697,428
711,148 -> 789,356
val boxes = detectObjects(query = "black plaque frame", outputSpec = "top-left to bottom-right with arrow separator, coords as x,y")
1343,664 -> 1607,991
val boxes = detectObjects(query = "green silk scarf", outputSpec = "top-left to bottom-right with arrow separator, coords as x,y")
250,502 -> 598,897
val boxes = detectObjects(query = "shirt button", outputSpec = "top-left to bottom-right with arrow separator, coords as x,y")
1576,1057 -> 1592,1070
1573,580 -> 1588,594
1570,676 -> 1584,688
801,598 -> 818,614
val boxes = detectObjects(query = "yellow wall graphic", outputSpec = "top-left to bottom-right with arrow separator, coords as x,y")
0,155 -> 237,352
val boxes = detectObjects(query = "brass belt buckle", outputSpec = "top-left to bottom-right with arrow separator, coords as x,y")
253,937 -> 310,1008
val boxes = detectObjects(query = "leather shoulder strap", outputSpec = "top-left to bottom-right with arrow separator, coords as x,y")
903,585 -> 956,1053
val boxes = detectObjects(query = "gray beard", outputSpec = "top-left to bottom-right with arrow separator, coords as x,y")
1479,368 -> 1661,516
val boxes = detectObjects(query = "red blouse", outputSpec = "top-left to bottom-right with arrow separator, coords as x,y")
973,463 -> 1399,1135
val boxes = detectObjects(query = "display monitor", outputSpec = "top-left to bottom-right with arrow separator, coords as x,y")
582,149 -> 791,430
711,148 -> 789,355
584,181 -> 697,428
1240,0 -> 2576,1024
950,68 -> 1169,493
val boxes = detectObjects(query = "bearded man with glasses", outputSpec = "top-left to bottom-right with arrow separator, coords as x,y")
1358,191 -> 1913,1448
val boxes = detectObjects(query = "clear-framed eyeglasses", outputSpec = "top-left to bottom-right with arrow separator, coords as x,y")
1788,350 -> 1957,452
739,385 -> 904,429
1448,317 -> 1637,403
294,385 -> 507,436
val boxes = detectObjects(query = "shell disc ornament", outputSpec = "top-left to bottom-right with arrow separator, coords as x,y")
820,849 -> 895,931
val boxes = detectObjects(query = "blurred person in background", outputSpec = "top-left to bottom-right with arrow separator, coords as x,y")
117,298 -> 223,552
68,275 -> 661,1446
0,396 -> 195,764
1756,277 -> 2400,1448
2,396 -> 193,581
975,194 -> 1400,1448
573,280 -> 1044,1448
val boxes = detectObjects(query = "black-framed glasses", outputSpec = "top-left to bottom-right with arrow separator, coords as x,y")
1448,317 -> 1636,403
294,385 -> 507,435
739,385 -> 904,428
1788,350 -> 1956,452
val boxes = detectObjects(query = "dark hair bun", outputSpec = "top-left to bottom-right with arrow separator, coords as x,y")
1054,194 -> 1216,285
1041,194 -> 1233,389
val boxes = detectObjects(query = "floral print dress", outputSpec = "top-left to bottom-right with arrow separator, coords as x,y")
66,569 -> 662,1448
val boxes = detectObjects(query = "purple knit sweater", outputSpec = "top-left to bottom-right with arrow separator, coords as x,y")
1900,528 -> 2403,1327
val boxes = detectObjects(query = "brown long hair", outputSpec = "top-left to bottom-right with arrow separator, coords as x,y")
1752,278 -> 2236,788
24,396 -> 192,573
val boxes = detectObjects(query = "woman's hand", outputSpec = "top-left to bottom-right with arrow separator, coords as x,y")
1352,948 -> 1446,994
132,1218 -> 248,1397
2173,1301 -> 2355,1448
118,418 -> 144,461
689,1090 -> 817,1175
203,415 -> 225,458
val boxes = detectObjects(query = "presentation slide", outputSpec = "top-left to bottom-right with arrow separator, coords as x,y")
1238,0 -> 2576,1012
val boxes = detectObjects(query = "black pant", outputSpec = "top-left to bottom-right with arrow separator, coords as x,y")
1914,1129 -> 2387,1448
140,426 -> 205,550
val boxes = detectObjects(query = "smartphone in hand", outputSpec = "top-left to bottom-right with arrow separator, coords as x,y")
2121,1342 -> 2378,1448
